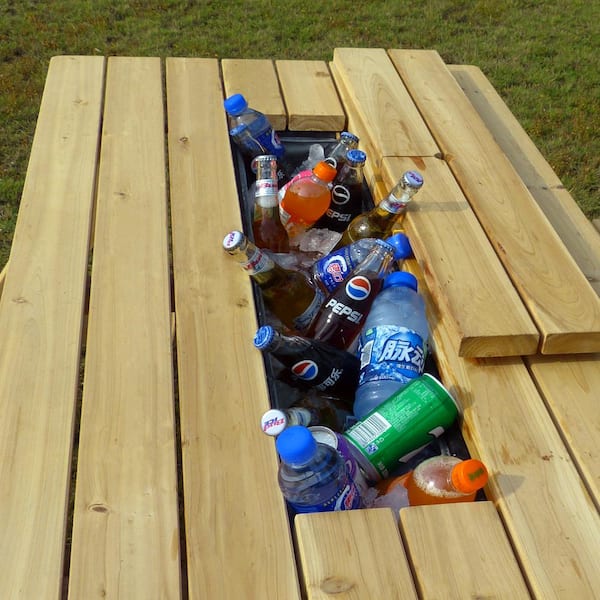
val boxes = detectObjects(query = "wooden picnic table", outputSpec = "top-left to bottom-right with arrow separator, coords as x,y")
0,48 -> 599,599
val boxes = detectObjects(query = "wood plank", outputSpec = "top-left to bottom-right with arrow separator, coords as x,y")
389,49 -> 600,355
221,58 -> 287,130
295,509 -> 418,599
275,59 -> 345,131
404,257 -> 600,599
166,57 -> 301,600
67,57 -> 181,599
382,156 -> 539,357
400,502 -> 532,599
450,64 -> 600,295
0,55 -> 104,599
331,47 -> 439,167
525,353 -> 600,510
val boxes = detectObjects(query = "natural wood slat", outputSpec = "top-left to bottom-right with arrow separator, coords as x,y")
405,257 -> 600,599
0,55 -> 104,599
389,49 -> 600,355
449,64 -> 600,295
381,155 -> 540,357
332,47 -> 439,167
275,59 -> 345,131
67,57 -> 181,599
221,58 -> 287,130
295,509 -> 418,599
400,502 -> 532,599
525,353 -> 600,510
166,57 -> 301,600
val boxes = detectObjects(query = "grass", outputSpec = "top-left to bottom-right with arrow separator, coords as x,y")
1,0 -> 598,268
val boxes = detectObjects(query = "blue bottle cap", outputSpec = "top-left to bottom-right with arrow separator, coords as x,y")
383,271 -> 418,291
224,93 -> 248,116
340,131 -> 359,144
346,149 -> 367,165
253,325 -> 275,350
385,232 -> 413,260
404,170 -> 424,189
276,425 -> 317,464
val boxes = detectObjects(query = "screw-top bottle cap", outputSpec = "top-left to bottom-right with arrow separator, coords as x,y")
403,170 -> 424,190
451,459 -> 489,494
223,93 -> 249,116
276,425 -> 317,464
313,160 -> 337,182
345,149 -> 367,166
340,131 -> 359,144
253,325 -> 276,350
222,230 -> 244,251
261,409 -> 288,437
383,270 -> 418,291
385,232 -> 412,260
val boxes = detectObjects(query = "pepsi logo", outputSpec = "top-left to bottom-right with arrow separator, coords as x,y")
345,276 -> 372,301
331,184 -> 351,206
291,360 -> 319,380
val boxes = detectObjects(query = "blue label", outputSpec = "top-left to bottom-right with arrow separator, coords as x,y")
254,129 -> 285,158
358,325 -> 425,386
287,480 -> 362,513
314,248 -> 359,292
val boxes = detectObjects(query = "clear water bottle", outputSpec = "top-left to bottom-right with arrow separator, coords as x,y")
276,425 -> 362,513
353,271 -> 429,419
224,93 -> 286,161
311,232 -> 412,294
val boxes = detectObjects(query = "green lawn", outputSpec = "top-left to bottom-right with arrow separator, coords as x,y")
1,0 -> 598,267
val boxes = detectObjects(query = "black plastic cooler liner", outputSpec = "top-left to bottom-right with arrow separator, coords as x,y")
230,133 -> 479,486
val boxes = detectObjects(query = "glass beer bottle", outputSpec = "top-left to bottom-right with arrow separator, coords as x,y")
252,155 -> 290,253
223,230 -> 323,332
336,170 -> 424,248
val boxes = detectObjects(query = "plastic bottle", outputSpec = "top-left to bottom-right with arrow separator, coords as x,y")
224,93 -> 285,160
222,230 -> 323,332
336,170 -> 424,248
311,232 -> 413,294
353,271 -> 429,419
279,160 -> 337,240
325,131 -> 360,173
305,239 -> 395,351
315,149 -> 367,232
276,425 -> 362,513
405,455 -> 489,506
251,155 -> 289,252
253,325 -> 360,404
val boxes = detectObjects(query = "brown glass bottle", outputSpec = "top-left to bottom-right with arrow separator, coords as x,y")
252,155 -> 290,252
223,230 -> 323,332
336,170 -> 424,248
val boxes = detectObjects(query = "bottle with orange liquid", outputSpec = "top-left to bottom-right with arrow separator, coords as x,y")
279,160 -> 337,241
404,455 -> 488,506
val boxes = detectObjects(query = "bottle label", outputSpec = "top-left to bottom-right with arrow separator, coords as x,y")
314,247 -> 359,293
293,288 -> 325,332
287,479 -> 362,513
379,194 -> 406,214
238,246 -> 275,275
358,325 -> 426,386
254,128 -> 285,158
255,178 -> 279,208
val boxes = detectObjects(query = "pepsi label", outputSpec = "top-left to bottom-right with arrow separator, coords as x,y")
314,248 -> 358,293
254,128 -> 285,158
292,360 -> 319,381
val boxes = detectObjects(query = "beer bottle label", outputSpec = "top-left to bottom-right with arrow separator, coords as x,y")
379,194 -> 406,214
239,246 -> 275,275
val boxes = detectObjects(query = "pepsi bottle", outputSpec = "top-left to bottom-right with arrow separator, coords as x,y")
305,239 -> 396,351
253,325 -> 359,406
311,232 -> 412,294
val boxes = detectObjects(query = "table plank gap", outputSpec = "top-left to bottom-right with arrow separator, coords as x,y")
67,57 -> 182,599
0,55 -> 105,600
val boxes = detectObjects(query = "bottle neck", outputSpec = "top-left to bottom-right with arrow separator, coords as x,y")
354,243 -> 394,277
265,329 -> 311,356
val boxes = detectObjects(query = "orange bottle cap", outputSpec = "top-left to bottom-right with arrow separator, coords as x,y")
451,459 -> 489,494
313,161 -> 337,182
